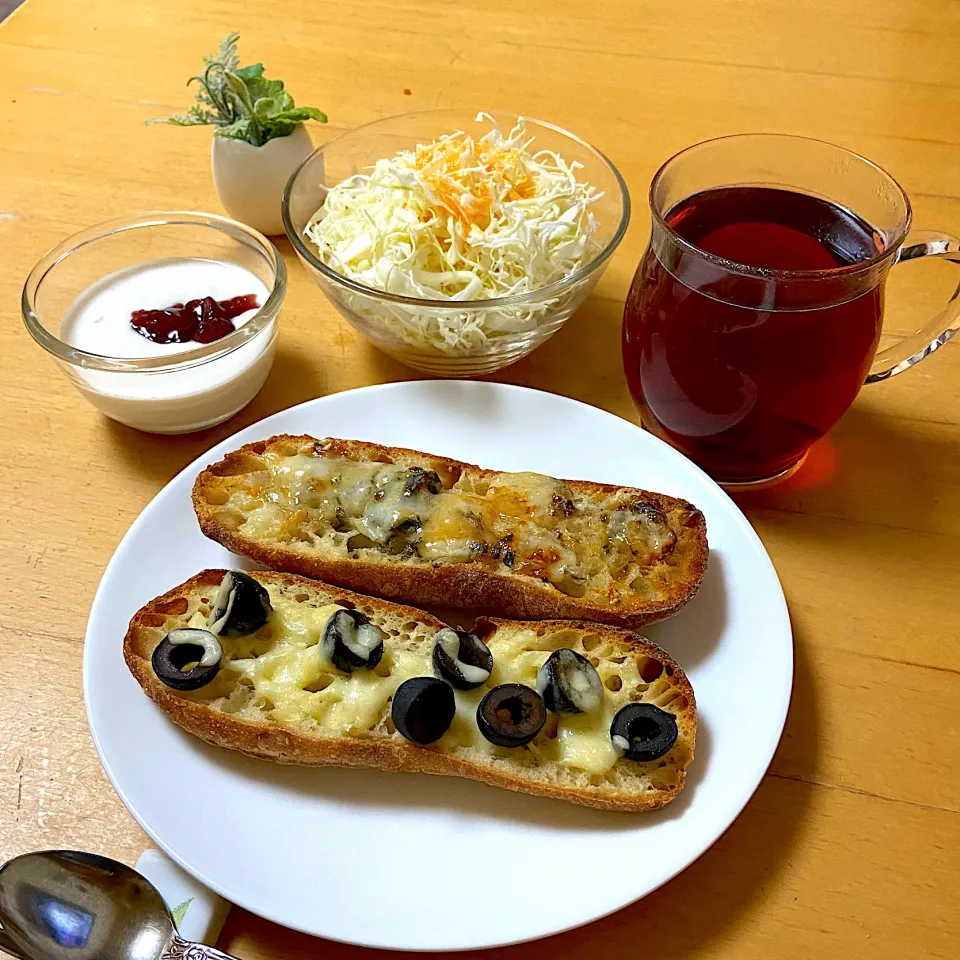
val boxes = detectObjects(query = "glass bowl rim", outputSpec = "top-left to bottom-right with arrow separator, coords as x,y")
22,211 -> 287,373
648,132 -> 913,282
282,109 -> 631,309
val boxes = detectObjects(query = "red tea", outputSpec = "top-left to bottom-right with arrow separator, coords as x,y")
623,186 -> 884,483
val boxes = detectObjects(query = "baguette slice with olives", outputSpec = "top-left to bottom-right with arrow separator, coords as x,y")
124,570 -> 696,813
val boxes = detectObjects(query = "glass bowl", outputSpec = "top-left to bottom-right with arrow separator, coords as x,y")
22,212 -> 286,434
283,110 -> 630,376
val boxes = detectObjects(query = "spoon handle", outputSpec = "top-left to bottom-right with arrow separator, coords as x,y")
0,928 -> 23,960
163,933 -> 239,960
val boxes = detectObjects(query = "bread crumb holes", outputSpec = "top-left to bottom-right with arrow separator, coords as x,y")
640,658 -> 663,682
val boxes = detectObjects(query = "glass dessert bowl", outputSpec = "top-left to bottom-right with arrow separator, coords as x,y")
283,110 -> 630,376
22,212 -> 286,434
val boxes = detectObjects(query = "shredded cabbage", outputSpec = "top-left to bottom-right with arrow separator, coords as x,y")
304,115 -> 602,356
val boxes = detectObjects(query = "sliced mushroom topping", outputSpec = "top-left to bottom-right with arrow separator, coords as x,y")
321,609 -> 385,672
536,648 -> 603,714
607,499 -> 678,561
208,570 -> 272,636
152,628 -> 223,691
433,628 -> 493,690
404,467 -> 442,496
419,537 -> 485,563
382,518 -> 422,556
548,569 -> 588,598
357,474 -> 424,549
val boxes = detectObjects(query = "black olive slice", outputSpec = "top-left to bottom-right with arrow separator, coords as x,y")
433,628 -> 493,690
208,571 -> 272,636
477,684 -> 546,747
610,703 -> 678,762
392,677 -> 456,744
322,609 -> 384,672
536,648 -> 603,714
152,628 -> 223,691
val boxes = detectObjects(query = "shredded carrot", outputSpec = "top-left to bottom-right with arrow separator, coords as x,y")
304,116 -> 601,355
412,134 -> 536,233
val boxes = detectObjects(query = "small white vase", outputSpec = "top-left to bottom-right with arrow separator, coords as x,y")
211,124 -> 314,236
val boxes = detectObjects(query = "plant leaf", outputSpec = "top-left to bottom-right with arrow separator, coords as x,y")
214,117 -> 253,140
146,103 -> 217,127
222,72 -> 253,111
205,31 -> 240,73
235,63 -> 265,81
258,106 -> 328,140
170,898 -> 193,928
247,77 -> 293,116
147,115 -> 206,127
150,31 -> 328,145
280,106 -> 327,123
258,118 -> 298,140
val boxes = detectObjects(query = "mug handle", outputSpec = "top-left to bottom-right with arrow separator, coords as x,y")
866,231 -> 960,383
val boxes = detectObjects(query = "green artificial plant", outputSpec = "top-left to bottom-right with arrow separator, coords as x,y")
149,32 -> 327,147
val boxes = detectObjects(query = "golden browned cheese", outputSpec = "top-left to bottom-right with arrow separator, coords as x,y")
192,436 -> 708,628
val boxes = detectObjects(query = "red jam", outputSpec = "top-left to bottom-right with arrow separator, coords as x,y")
130,294 -> 261,345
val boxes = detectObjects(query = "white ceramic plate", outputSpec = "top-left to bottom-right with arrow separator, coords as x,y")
84,381 -> 792,951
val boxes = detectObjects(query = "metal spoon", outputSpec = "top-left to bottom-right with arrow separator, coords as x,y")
0,851 -> 237,960
0,924 -> 25,959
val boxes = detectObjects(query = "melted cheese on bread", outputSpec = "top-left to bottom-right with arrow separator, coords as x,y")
214,441 -> 691,608
191,587 -> 671,776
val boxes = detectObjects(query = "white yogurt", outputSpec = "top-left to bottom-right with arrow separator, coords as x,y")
59,258 -> 277,434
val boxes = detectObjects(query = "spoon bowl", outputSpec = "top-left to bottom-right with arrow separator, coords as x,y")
0,852 -> 232,960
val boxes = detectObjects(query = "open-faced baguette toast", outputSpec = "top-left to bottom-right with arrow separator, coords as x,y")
124,570 -> 696,812
192,435 -> 708,629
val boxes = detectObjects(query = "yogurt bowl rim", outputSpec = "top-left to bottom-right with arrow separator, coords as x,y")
22,211 -> 286,374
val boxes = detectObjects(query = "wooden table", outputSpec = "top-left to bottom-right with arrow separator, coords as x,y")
2,1 -> 958,957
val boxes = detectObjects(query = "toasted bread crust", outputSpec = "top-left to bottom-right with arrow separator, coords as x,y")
124,571 -> 696,812
191,435 -> 709,629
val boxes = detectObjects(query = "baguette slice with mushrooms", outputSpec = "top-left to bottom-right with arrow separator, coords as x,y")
192,436 -> 708,629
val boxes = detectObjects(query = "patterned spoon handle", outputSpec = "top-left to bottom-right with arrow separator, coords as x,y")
162,932 -> 239,960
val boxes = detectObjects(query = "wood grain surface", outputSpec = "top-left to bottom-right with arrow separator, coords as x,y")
1,1 -> 958,957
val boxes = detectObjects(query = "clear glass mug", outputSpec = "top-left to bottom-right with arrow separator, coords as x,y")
622,134 -> 960,488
